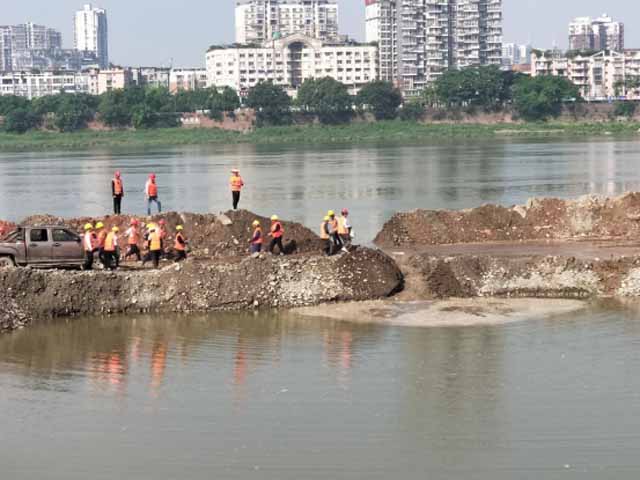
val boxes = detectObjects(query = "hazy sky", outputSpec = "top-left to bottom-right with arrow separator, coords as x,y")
1,1 -> 637,66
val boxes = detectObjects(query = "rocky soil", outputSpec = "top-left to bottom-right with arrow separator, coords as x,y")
374,193 -> 640,247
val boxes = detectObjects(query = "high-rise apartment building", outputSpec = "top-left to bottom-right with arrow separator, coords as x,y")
74,4 -> 109,68
502,43 -> 532,66
0,23 -> 63,72
569,15 -> 624,52
235,0 -> 339,44
365,0 -> 398,82
366,0 -> 502,95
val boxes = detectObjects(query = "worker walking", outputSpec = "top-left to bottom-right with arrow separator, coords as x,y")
230,168 -> 244,210
328,210 -> 343,252
83,223 -> 95,270
145,173 -> 162,215
174,225 -> 188,262
95,222 -> 107,267
320,216 -> 332,256
112,171 -> 124,214
124,218 -> 141,261
268,215 -> 285,255
338,208 -> 352,253
148,224 -> 163,269
103,226 -> 120,271
249,220 -> 263,254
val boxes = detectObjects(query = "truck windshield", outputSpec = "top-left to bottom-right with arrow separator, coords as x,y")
4,230 -> 24,242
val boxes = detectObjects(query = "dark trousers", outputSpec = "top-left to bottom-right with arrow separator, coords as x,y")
175,250 -> 187,262
232,191 -> 241,210
125,244 -> 141,261
104,250 -> 117,270
151,250 -> 161,269
269,237 -> 284,255
323,239 -> 332,256
332,233 -> 343,250
113,195 -> 123,214
250,243 -> 262,254
84,250 -> 94,270
98,248 -> 106,267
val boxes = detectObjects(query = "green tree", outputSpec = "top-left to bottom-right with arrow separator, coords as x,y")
131,104 -> 158,129
356,81 -> 403,120
512,76 -> 581,121
0,96 -> 31,116
4,108 -> 40,134
296,77 -> 353,124
208,87 -> 240,120
433,66 -> 509,111
399,101 -> 425,122
98,90 -> 132,127
613,101 -> 637,119
245,81 -> 292,126
54,94 -> 94,132
32,95 -> 62,116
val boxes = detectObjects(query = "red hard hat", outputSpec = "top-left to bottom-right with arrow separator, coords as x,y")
130,218 -> 138,225
115,170 -> 121,178
159,219 -> 166,225
342,208 -> 349,215
150,173 -> 156,179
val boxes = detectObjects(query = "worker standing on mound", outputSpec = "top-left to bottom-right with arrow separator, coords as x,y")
174,225 -> 187,262
230,168 -> 244,210
124,219 -> 141,261
95,222 -> 107,267
148,225 -> 163,269
112,171 -> 124,215
268,215 -> 284,255
328,210 -> 343,252
83,223 -> 95,270
145,174 -> 162,215
338,208 -> 352,253
103,226 -> 120,271
249,220 -> 263,254
320,216 -> 331,256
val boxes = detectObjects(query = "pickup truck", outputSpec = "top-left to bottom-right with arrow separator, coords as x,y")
0,225 -> 85,268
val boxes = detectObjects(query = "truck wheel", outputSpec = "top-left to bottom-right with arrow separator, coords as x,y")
0,256 -> 15,269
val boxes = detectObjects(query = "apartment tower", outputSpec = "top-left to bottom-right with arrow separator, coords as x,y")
235,0 -> 339,44
74,4 -> 109,68
569,15 -> 624,52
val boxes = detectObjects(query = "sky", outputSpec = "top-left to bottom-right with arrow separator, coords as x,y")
1,1 -> 638,67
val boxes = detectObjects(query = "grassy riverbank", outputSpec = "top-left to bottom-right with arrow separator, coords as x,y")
0,121 -> 638,151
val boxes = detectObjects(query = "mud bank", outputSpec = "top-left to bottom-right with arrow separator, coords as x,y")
375,193 -> 640,247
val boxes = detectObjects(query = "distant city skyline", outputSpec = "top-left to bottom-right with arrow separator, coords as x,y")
1,1 -> 638,66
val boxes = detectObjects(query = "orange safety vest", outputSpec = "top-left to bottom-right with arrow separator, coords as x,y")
329,218 -> 338,233
148,181 -> 158,197
128,227 -> 139,245
104,232 -> 117,252
251,227 -> 263,245
149,231 -> 162,251
320,222 -> 329,240
174,232 -> 186,251
271,221 -> 283,239
97,230 -> 107,248
230,175 -> 244,192
338,216 -> 349,235
113,178 -> 123,196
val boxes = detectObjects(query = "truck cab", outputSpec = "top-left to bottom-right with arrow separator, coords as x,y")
0,225 -> 85,268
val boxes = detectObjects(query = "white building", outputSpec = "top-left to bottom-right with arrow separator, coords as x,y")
74,4 -> 109,68
0,23 -> 63,72
0,71 -> 88,99
169,68 -> 208,92
131,67 -> 171,89
502,43 -> 532,66
235,0 -> 339,44
365,0 -> 503,95
531,50 -> 640,101
569,15 -> 624,52
206,33 -> 378,96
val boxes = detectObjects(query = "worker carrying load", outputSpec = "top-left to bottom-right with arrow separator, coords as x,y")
103,226 -> 120,271
124,218 -> 141,262
145,173 -> 162,215
230,168 -> 245,210
83,223 -> 96,270
174,225 -> 188,262
249,220 -> 263,254
268,215 -> 285,255
112,171 -> 124,215
338,208 -> 352,253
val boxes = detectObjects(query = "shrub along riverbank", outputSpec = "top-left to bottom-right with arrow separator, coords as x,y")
0,120 -> 639,151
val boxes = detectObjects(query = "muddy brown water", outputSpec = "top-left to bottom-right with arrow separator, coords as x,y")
3,305 -> 640,479
4,139 -> 640,478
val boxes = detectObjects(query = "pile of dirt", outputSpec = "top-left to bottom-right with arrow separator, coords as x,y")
374,193 -> 640,247
0,248 -> 403,326
0,287 -> 30,332
16,209 -> 324,259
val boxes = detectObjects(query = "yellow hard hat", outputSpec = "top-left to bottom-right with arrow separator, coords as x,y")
328,210 -> 335,216
271,215 -> 279,221
84,223 -> 93,231
147,223 -> 156,229
96,222 -> 104,229
252,220 -> 260,227
112,226 -> 119,232
176,225 -> 184,231
324,216 -> 330,221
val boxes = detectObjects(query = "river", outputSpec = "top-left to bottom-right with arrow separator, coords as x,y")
2,139 -> 640,479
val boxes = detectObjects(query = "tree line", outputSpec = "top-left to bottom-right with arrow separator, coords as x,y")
0,68 -> 586,134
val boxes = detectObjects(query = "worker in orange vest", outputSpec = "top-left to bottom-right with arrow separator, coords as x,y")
112,171 -> 124,215
268,215 -> 284,255
174,225 -> 187,262
249,220 -> 263,254
124,218 -> 141,261
145,173 -> 162,215
95,221 -> 107,267
230,168 -> 245,210
320,216 -> 332,256
103,226 -> 120,270
327,210 -> 343,252
338,208 -> 352,253
147,224 -> 163,269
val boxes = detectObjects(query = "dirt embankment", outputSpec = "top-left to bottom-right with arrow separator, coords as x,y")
374,193 -> 640,247
0,210 -> 402,332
